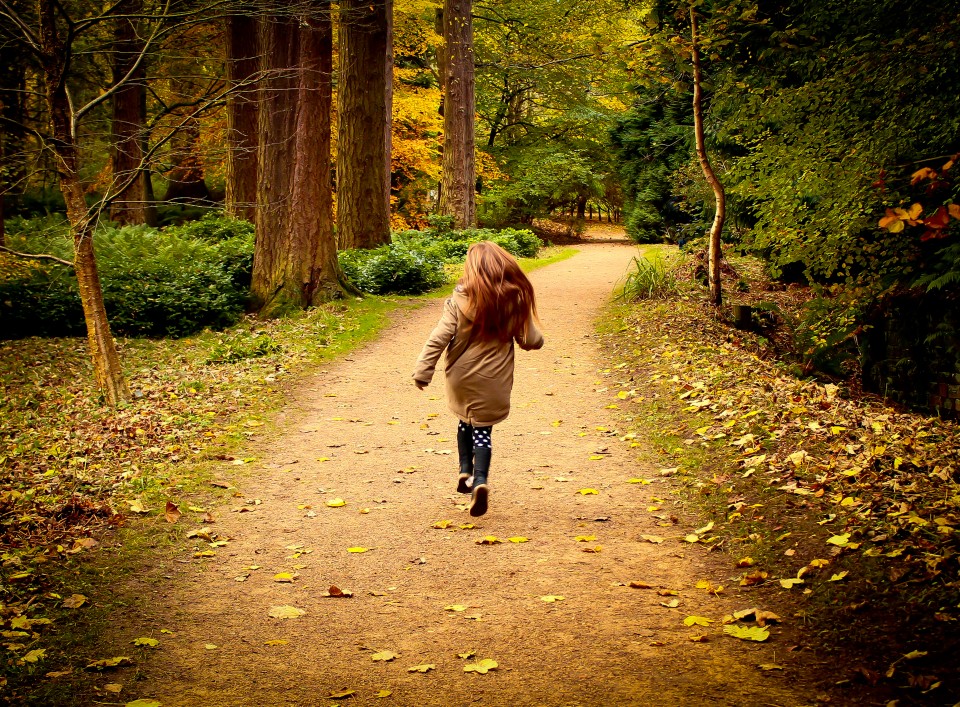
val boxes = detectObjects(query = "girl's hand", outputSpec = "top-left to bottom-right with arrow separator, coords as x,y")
414,381 -> 427,390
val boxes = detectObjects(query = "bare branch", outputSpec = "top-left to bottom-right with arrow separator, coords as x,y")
0,0 -> 43,55
73,0 -> 171,126
0,245 -> 74,267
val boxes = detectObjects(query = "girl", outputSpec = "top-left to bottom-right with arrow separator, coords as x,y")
413,241 -> 543,517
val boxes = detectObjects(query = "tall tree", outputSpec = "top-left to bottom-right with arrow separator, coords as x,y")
690,7 -> 724,307
252,3 -> 344,316
225,13 -> 259,222
337,0 -> 391,249
438,0 -> 475,227
109,0 -> 147,225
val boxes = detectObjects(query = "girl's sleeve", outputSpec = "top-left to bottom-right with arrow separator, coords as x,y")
412,299 -> 459,386
517,313 -> 544,351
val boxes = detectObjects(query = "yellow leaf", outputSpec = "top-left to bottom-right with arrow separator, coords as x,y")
476,536 -> 501,545
508,536 -> 529,543
551,420 -> 562,427
444,605 -> 467,612
376,690 -> 392,698
132,638 -> 159,648
779,578 -> 804,588
829,571 -> 849,582
826,534 -> 850,547
582,545 -> 602,553
463,658 -> 499,674
431,520 -> 452,529
268,605 -> 306,619
459,523 -> 475,529
371,650 -> 399,662
539,595 -> 565,603
574,535 -> 596,542
347,547 -> 370,553
627,478 -> 651,484
684,534 -> 700,543
588,455 -> 605,461
617,390 -> 629,399
641,534 -> 664,544
85,656 -> 133,670
724,624 -> 770,642
327,689 -> 356,699
204,644 -> 217,650
273,572 -> 297,583
736,557 -> 755,567
21,648 -> 46,663
408,664 -> 435,673
62,594 -> 87,609
578,488 -> 599,495
326,498 -> 346,508
683,616 -> 714,627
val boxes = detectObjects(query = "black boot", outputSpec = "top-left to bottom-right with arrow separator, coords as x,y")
469,447 -> 491,517
456,424 -> 473,494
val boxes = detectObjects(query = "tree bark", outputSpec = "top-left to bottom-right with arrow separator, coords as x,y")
39,0 -> 129,405
109,0 -> 147,225
438,0 -> 476,228
691,8 -> 725,308
384,0 -> 394,209
252,5 -> 344,316
337,0 -> 391,249
225,14 -> 259,222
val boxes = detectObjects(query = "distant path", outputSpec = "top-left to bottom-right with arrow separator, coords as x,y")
124,244 -> 811,706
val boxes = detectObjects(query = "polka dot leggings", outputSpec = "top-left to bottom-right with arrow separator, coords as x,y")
458,420 -> 492,449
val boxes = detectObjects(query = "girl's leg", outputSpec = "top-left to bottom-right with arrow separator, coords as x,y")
456,421 -> 474,494
469,426 -> 493,517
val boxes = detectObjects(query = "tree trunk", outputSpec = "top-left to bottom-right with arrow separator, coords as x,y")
40,0 -> 128,404
576,195 -> 587,220
295,4 -> 345,306
384,0 -> 394,209
109,0 -> 147,225
337,0 -> 391,249
163,116 -> 210,203
252,14 -> 299,313
438,0 -> 475,228
225,14 -> 259,222
691,8 -> 725,308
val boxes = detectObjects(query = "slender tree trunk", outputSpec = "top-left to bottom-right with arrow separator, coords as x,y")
40,0 -> 128,404
109,0 -> 147,225
163,115 -> 209,202
691,8 -> 725,308
576,195 -> 587,220
438,0 -> 475,228
225,14 -> 259,222
384,0 -> 394,209
337,0 -> 390,249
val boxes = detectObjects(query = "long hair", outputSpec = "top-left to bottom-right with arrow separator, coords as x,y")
461,241 -> 538,342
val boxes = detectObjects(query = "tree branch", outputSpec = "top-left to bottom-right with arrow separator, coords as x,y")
0,245 -> 74,267
0,0 -> 43,55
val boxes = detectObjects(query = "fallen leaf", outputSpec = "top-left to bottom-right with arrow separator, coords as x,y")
829,571 -> 849,582
689,635 -> 709,643
62,594 -> 87,609
21,648 -> 46,663
376,690 -> 392,698
204,644 -> 217,650
779,578 -> 804,589
724,625 -> 770,642
476,536 -> 501,545
826,533 -> 851,547
326,498 -> 347,508
539,595 -> 565,603
103,683 -> 122,693
268,605 -> 305,619
128,501 -> 150,514
683,616 -> 714,627
408,664 -> 435,673
660,599 -> 680,608
629,581 -> 653,589
736,557 -> 755,568
325,586 -> 354,598
578,488 -> 599,495
758,663 -> 784,671
371,650 -> 399,662
464,658 -> 499,674
327,689 -> 356,699
164,501 -> 181,524
508,536 -> 529,543
431,520 -> 452,529
85,656 -> 133,670
457,651 -> 476,659
125,701 -> 161,707
640,535 -> 664,544
575,535 -> 597,542
347,547 -> 370,553
132,638 -> 159,648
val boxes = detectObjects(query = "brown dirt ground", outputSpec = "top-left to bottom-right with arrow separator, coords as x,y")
117,243 -> 826,706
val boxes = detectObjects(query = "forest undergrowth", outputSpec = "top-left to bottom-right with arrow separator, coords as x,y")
601,253 -> 960,704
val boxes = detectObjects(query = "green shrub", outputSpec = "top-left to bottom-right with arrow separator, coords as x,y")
163,211 -> 254,243
339,243 -> 447,295
0,217 -> 253,339
206,331 -> 282,364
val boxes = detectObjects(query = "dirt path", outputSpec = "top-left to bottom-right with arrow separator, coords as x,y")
127,244 -> 812,706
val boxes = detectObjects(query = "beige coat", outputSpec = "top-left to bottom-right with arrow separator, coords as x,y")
413,289 -> 544,426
